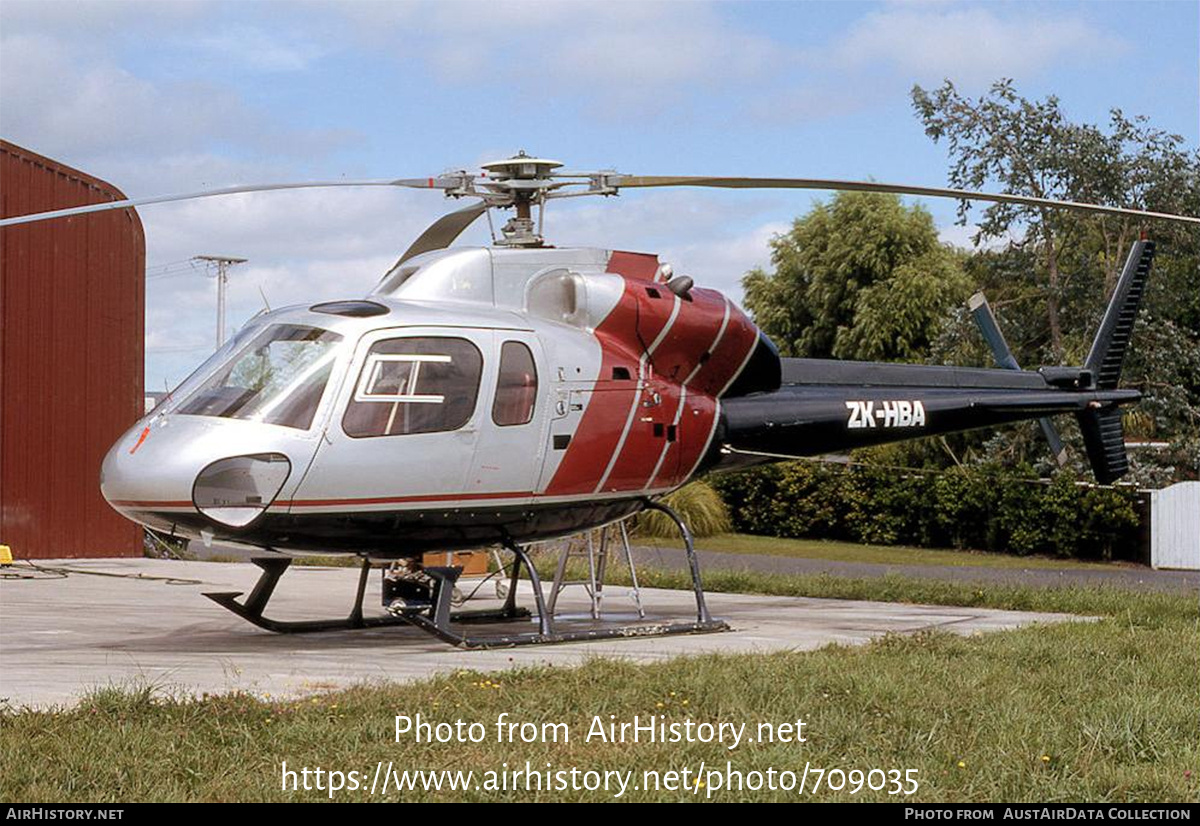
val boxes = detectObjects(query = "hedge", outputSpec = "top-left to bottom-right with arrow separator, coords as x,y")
708,461 -> 1143,560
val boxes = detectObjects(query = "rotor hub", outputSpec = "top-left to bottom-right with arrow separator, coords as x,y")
478,151 -> 567,247
480,150 -> 563,182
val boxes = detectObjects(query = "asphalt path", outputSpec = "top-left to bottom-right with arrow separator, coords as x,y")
632,545 -> 1200,593
188,538 -> 1199,593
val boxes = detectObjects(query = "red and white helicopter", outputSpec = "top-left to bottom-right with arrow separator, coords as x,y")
2,153 -> 1195,646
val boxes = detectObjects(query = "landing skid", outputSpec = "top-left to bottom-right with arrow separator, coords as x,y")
203,504 -> 729,648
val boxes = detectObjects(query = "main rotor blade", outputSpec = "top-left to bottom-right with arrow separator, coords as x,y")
611,176 -> 1200,226
393,200 -> 489,267
0,178 -> 461,228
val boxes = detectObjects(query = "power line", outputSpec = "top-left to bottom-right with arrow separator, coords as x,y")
145,259 -> 204,280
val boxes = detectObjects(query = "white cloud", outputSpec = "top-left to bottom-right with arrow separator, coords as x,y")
192,26 -> 325,72
331,0 -> 786,110
827,6 -> 1125,84
0,33 -> 355,169
744,84 -> 875,126
0,0 -> 203,40
747,5 -> 1130,128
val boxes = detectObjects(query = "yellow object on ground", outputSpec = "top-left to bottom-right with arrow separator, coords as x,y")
0,545 -> 12,566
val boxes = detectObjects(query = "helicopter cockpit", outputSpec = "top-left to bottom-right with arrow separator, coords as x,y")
100,277 -> 556,546
173,324 -> 343,431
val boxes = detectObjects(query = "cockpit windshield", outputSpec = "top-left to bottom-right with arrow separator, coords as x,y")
176,324 -> 343,430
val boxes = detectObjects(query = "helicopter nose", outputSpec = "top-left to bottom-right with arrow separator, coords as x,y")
100,416 -> 299,532
101,419 -> 197,525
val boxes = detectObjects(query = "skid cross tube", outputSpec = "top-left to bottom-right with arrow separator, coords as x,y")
205,556 -> 533,634
395,541 -> 728,648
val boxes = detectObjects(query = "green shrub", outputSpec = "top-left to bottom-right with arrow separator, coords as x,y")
710,461 -> 1144,560
637,481 -> 732,538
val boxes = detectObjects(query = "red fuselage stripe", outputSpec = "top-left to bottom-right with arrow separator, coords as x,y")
110,500 -> 193,508
545,252 -> 760,496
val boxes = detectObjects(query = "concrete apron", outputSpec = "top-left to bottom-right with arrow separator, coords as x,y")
0,558 -> 1092,709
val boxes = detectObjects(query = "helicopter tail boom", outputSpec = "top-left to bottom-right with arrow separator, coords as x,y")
714,363 -> 1138,471
714,240 -> 1157,482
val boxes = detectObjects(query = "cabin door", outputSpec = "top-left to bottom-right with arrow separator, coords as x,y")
290,327 -> 489,509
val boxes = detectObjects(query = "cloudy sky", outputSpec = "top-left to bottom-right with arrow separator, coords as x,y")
2,0 -> 1196,390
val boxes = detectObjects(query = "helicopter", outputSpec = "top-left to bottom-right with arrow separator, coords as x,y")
2,152 -> 1196,648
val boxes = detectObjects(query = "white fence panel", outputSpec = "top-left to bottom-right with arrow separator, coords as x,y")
1150,481 -> 1200,570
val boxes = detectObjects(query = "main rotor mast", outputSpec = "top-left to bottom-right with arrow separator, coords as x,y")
478,151 -> 561,247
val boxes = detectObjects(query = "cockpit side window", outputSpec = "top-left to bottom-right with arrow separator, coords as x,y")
492,341 -> 537,426
342,337 -> 482,437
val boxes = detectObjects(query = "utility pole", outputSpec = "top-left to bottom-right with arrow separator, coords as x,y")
193,255 -> 247,348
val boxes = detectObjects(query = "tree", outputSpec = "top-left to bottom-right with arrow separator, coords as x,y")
742,190 -> 970,362
914,79 -> 1200,481
911,79 -> 1199,362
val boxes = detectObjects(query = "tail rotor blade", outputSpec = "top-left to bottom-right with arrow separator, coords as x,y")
967,292 -> 1020,370
968,291 -> 1069,466
1038,418 -> 1069,467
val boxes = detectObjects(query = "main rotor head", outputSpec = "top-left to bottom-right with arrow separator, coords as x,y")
478,151 -> 568,246
425,151 -> 622,247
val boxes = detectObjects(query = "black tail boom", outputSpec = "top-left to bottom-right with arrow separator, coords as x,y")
714,359 -> 1137,471
713,240 -> 1155,482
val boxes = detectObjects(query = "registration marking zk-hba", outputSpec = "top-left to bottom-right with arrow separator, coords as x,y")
845,400 -> 927,429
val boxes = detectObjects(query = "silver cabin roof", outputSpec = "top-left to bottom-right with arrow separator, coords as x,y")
369,246 -> 613,311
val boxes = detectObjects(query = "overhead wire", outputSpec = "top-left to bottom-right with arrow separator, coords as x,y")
145,259 -> 209,281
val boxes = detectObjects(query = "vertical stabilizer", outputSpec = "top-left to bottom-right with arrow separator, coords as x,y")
1076,240 -> 1156,482
1078,408 -> 1128,484
1085,241 -> 1155,389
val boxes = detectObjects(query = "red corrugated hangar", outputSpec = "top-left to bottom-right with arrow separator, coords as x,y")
1,140 -> 145,559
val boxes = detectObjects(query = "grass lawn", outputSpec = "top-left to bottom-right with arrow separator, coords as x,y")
675,533 -> 1119,570
1,569 -> 1195,803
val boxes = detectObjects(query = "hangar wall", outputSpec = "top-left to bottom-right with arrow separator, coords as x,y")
1,140 -> 145,558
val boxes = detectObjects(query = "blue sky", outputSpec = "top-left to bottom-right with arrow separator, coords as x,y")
2,0 -> 1197,390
